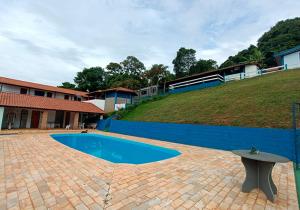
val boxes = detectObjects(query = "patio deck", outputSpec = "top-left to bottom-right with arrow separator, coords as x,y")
0,131 -> 298,210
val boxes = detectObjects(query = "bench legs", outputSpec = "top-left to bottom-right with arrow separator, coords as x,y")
241,157 -> 276,202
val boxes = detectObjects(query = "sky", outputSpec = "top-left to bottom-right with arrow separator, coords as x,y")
0,0 -> 299,86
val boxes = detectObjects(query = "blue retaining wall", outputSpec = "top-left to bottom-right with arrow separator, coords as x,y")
97,118 -> 112,130
104,120 -> 295,161
170,80 -> 222,94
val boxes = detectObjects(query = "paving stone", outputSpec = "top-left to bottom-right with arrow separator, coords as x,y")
0,131 -> 297,209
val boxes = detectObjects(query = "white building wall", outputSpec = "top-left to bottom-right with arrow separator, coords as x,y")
1,84 -> 21,93
26,110 -> 32,128
0,84 -> 84,101
14,109 -> 22,128
224,73 -> 243,82
84,99 -> 105,110
28,89 -> 34,95
284,51 -> 300,69
244,65 -> 259,78
0,107 -> 4,130
55,92 -> 65,99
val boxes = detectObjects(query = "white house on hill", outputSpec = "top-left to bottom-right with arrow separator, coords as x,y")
274,45 -> 300,69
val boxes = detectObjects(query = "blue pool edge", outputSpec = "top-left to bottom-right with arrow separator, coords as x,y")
50,133 -> 182,165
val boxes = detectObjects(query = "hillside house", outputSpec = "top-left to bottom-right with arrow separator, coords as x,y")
87,87 -> 137,113
274,45 -> 300,69
135,85 -> 159,100
167,62 -> 259,94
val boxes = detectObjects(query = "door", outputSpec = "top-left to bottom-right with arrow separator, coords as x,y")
19,109 -> 28,128
31,111 -> 40,128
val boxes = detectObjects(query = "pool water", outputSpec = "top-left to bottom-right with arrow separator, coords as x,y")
50,133 -> 181,164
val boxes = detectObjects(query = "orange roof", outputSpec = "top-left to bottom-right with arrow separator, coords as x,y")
0,92 -> 104,114
0,76 -> 88,97
89,87 -> 137,95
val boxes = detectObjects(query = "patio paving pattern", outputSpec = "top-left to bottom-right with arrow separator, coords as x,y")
0,131 -> 298,209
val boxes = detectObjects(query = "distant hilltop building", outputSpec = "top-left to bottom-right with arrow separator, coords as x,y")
166,62 -> 259,94
274,45 -> 300,69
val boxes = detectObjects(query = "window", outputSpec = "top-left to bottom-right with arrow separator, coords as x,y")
74,96 -> 77,101
46,92 -> 53,98
34,90 -> 45,96
77,98 -> 81,101
20,88 -> 28,94
141,90 -> 147,95
64,95 -> 69,100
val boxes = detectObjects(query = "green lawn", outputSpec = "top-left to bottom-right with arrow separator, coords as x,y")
123,69 -> 300,128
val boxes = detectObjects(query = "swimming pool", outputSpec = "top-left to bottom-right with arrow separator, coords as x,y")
50,133 -> 181,164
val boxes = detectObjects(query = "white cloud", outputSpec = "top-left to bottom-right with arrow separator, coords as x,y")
0,0 -> 299,85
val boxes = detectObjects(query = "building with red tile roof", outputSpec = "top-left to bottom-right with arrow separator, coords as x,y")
0,76 -> 104,130
0,92 -> 103,113
0,76 -> 88,97
0,75 -> 140,129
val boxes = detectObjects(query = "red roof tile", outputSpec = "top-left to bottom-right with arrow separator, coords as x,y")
0,76 -> 88,96
0,92 -> 104,114
89,87 -> 137,95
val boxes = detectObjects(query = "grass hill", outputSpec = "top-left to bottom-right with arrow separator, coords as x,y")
122,69 -> 300,128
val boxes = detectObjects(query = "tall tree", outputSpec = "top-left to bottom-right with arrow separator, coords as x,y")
172,48 -> 197,78
189,59 -> 218,75
121,56 -> 146,78
220,17 -> 300,68
144,64 -> 169,86
106,62 -> 123,75
109,78 -> 142,90
58,82 -> 76,90
74,67 -> 106,92
220,45 -> 262,68
105,56 -> 147,90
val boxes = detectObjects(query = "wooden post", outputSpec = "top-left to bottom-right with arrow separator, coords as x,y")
40,110 -> 48,129
70,112 -> 79,129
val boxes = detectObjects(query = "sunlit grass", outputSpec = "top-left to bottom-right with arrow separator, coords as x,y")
123,69 -> 300,128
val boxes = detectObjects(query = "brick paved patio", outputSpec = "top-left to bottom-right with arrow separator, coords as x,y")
0,131 -> 298,209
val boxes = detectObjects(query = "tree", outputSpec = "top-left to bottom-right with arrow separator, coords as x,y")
106,62 -> 123,75
121,56 -> 146,78
248,47 -> 264,66
220,17 -> 300,68
106,56 -> 147,90
109,78 -> 142,90
144,64 -> 175,94
144,64 -> 169,85
172,48 -> 196,78
74,67 -> 106,92
220,45 -> 261,68
189,59 -> 218,75
58,82 -> 76,90
258,17 -> 300,67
